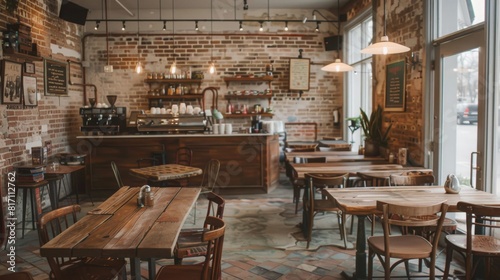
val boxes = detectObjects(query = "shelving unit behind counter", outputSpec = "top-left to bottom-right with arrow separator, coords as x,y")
222,76 -> 274,118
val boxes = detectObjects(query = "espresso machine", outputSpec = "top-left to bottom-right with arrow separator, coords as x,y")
80,95 -> 126,135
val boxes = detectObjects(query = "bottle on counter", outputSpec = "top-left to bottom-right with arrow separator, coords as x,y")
227,102 -> 233,114
167,86 -> 174,95
175,84 -> 182,95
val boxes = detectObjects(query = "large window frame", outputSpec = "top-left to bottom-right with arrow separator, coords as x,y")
344,9 -> 373,148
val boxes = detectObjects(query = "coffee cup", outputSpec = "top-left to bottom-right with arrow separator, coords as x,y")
193,107 -> 201,114
186,105 -> 194,115
213,124 -> 220,134
226,123 -> 233,134
219,123 -> 226,134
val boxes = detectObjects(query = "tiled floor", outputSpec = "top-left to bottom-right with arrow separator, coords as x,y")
0,174 -> 465,279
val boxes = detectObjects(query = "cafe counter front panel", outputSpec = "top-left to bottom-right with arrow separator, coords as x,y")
76,134 -> 280,195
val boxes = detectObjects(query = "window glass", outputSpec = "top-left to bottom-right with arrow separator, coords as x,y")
436,0 -> 485,38
345,14 -> 373,150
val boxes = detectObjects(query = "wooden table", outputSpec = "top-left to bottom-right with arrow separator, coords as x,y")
285,151 -> 386,163
45,164 -> 86,206
40,186 -> 200,280
130,164 -> 202,182
290,162 -> 404,179
322,186 -> 500,280
356,169 -> 433,186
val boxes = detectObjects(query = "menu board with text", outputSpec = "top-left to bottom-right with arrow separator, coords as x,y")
44,59 -> 68,96
289,58 -> 310,91
385,60 -> 406,111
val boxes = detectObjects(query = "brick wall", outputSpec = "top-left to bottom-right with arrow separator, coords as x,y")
83,32 -> 345,140
348,0 -> 426,165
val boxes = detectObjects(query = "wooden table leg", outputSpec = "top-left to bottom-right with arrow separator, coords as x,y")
148,258 -> 156,280
341,214 -> 367,280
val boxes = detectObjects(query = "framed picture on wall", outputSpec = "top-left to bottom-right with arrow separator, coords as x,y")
1,60 -> 23,105
24,62 -> 35,74
44,58 -> 68,96
23,76 -> 38,106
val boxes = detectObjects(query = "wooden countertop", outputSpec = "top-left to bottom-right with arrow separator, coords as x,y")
77,133 -> 274,139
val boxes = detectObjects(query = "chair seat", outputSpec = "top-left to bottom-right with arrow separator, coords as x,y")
368,235 -> 433,259
314,199 -> 339,212
155,264 -> 204,280
176,230 -> 209,259
58,258 -> 126,280
445,234 -> 500,255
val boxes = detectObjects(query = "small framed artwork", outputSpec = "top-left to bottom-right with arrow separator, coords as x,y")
1,60 -> 23,105
23,76 -> 38,106
24,62 -> 35,74
44,58 -> 68,96
289,58 -> 310,91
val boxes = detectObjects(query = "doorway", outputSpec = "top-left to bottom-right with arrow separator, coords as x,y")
433,27 -> 485,189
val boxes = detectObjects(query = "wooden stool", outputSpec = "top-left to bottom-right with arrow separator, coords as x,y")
15,180 -> 49,238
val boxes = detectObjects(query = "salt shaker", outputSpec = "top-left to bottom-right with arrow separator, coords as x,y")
144,186 -> 154,206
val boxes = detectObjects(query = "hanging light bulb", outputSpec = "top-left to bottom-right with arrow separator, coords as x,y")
94,21 -> 100,30
195,21 -> 199,31
259,21 -> 263,32
321,0 -> 353,73
170,60 -> 177,74
209,61 -> 216,74
162,21 -> 166,31
315,21 -> 320,32
239,21 -> 243,31
121,21 -> 126,31
135,61 -> 143,74
284,21 -> 288,31
360,0 -> 410,55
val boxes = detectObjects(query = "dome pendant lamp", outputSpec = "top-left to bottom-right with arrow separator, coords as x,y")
361,0 -> 410,55
321,0 -> 353,72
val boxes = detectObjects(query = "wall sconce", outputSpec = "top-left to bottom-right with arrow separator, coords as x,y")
409,51 -> 420,70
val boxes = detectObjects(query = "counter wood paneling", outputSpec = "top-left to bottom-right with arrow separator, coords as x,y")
76,134 -> 280,195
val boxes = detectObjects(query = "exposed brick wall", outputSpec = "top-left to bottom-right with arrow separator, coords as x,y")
1,0 -> 84,195
348,0 -> 425,165
83,32 -> 345,140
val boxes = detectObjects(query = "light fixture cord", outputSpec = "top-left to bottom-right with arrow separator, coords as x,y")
172,0 -> 175,58
337,0 -> 340,59
137,0 -> 140,59
105,0 -> 110,65
383,0 -> 387,36
211,0 -> 213,61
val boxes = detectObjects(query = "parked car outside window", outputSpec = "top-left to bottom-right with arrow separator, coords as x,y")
457,103 -> 478,125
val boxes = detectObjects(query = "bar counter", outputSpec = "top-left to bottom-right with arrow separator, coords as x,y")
76,133 -> 280,195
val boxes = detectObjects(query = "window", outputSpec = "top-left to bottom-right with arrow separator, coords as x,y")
435,0 -> 485,38
345,12 -> 373,149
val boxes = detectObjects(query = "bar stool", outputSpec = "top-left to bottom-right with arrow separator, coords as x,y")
15,180 -> 50,238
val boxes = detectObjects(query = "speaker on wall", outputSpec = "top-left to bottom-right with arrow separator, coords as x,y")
324,35 -> 342,52
59,1 -> 89,25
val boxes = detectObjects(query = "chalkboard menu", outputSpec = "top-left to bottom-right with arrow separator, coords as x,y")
289,58 -> 310,91
44,59 -> 68,96
385,60 -> 406,112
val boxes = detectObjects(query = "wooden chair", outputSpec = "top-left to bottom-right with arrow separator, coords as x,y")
110,161 -> 124,188
303,172 -> 349,249
442,202 -> 500,280
176,147 -> 193,166
156,216 -> 226,280
37,205 -> 126,280
367,200 -> 448,280
291,156 -> 327,214
136,157 -> 159,168
193,159 -> 221,222
0,272 -> 34,280
390,173 -> 435,186
174,192 -> 225,265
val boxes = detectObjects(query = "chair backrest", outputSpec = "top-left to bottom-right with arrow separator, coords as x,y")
176,147 -> 193,166
377,200 -> 448,257
390,174 -> 435,186
200,159 -> 220,192
457,201 -> 500,251
305,172 -> 348,190
200,216 -> 226,280
110,161 -> 124,188
37,205 -> 82,280
136,157 -> 159,168
204,192 -> 225,221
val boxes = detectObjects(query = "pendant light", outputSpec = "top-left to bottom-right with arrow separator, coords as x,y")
361,0 -> 410,55
170,0 -> 177,74
321,0 -> 353,72
208,0 -> 216,74
134,0 -> 143,74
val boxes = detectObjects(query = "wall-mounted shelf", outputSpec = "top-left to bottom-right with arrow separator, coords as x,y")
223,113 -> 274,118
145,94 -> 203,108
144,79 -> 203,88
2,49 -> 42,61
223,76 -> 273,87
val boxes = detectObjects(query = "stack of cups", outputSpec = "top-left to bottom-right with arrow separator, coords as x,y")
219,124 -> 226,134
213,124 -> 219,134
226,123 -> 233,134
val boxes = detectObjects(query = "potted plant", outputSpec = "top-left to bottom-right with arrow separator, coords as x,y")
359,105 -> 392,156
